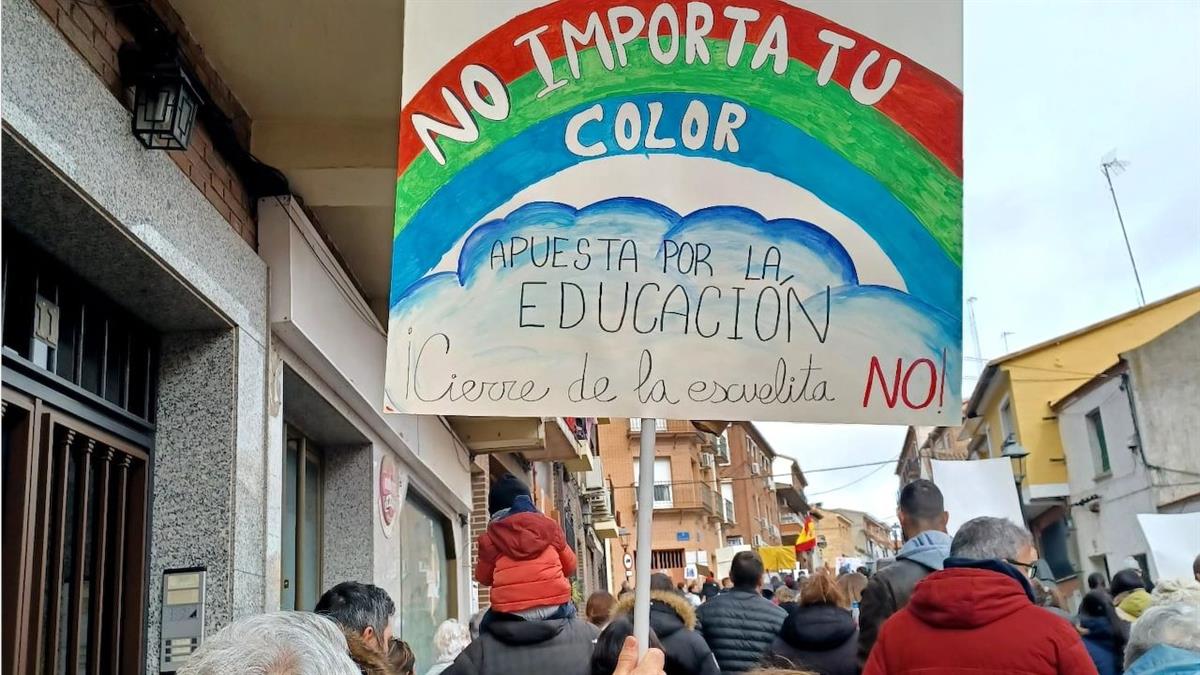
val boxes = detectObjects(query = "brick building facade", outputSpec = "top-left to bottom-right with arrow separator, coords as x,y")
719,423 -> 783,548
598,419 -> 728,587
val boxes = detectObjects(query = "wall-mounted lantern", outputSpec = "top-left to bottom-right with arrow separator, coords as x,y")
131,60 -> 200,150
120,42 -> 202,151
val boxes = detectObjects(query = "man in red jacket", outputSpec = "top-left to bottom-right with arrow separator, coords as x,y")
863,516 -> 1097,675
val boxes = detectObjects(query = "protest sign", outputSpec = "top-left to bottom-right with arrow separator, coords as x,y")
386,0 -> 963,423
931,458 -> 1025,535
1138,513 -> 1200,581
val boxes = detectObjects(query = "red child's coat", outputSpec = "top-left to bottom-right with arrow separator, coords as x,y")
475,511 -> 577,613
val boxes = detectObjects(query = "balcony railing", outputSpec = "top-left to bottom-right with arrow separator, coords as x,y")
628,418 -> 667,432
634,482 -> 721,518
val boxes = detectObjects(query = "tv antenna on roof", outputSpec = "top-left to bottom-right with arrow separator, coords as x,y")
1101,151 -> 1145,307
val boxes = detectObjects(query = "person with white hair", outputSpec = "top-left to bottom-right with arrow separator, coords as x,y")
1148,577 -> 1200,608
425,618 -> 472,675
178,611 -> 360,675
1124,602 -> 1200,674
863,516 -> 1097,675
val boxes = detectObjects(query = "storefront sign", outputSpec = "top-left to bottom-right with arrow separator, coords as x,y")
386,0 -> 963,424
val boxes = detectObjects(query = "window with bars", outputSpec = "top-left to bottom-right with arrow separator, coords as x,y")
650,549 -> 685,570
2,231 -> 158,424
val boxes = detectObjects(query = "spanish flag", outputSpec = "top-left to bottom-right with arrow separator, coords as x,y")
794,515 -> 816,553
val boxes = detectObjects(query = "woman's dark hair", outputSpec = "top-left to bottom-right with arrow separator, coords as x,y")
592,618 -> 662,675
1079,590 -> 1128,658
1111,569 -> 1145,597
1087,572 -> 1107,590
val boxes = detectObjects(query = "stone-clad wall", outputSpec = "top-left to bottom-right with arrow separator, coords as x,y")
3,1 -> 271,670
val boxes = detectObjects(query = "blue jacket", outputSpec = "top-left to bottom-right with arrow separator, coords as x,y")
1078,617 -> 1120,675
1124,645 -> 1200,674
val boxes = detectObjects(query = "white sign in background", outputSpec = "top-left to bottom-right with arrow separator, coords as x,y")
931,458 -> 1026,536
1137,513 -> 1200,581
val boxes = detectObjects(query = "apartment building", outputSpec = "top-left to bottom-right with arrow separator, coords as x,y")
719,423 -> 783,549
897,420 -> 970,486
598,418 -> 728,587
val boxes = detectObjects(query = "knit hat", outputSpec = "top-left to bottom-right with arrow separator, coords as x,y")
488,474 -> 530,515
1111,568 -> 1145,597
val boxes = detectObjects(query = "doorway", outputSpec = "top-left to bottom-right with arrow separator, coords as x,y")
2,388 -> 150,674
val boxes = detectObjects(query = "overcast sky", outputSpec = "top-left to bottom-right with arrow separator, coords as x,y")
765,0 -> 1200,524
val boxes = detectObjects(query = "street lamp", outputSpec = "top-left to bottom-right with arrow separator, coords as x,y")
1001,435 -> 1030,517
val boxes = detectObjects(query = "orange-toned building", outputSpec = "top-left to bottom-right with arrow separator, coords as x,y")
598,419 -> 728,587
719,423 -> 784,549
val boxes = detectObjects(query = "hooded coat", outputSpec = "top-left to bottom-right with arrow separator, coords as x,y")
862,564 -> 1098,675
613,591 -> 720,675
856,529 -> 951,667
475,503 -> 577,612
1079,616 -> 1121,675
697,588 -> 787,674
766,604 -> 859,675
1124,645 -> 1200,675
443,615 -> 598,675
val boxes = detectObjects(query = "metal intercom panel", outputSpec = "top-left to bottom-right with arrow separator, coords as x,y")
159,567 -> 206,673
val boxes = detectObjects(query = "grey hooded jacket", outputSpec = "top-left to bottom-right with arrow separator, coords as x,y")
856,530 -> 951,667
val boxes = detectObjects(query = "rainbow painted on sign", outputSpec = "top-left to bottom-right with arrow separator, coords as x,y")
393,0 -> 961,314
386,0 -> 963,424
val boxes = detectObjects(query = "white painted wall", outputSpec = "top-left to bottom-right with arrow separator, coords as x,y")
260,198 -> 473,620
1060,375 -> 1158,580
1126,314 -> 1200,512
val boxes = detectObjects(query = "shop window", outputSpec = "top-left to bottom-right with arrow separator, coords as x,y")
281,427 -> 323,612
397,491 -> 453,672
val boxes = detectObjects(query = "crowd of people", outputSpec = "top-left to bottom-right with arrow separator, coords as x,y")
177,476 -> 1200,675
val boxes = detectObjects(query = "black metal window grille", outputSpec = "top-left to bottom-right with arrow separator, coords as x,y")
2,230 -> 158,425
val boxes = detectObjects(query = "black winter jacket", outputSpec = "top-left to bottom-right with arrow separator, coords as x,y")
766,603 -> 860,675
444,615 -> 598,675
697,588 -> 787,674
613,591 -> 720,675
856,557 -> 936,667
